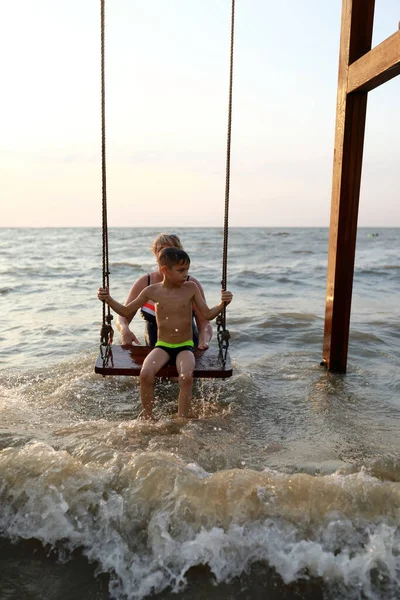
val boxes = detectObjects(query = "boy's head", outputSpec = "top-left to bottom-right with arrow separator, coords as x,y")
158,247 -> 190,270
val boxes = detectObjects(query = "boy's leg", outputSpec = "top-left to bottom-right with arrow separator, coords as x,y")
176,351 -> 195,418
140,348 -> 169,419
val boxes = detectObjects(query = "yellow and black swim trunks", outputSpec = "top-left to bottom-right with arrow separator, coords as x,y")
155,340 -> 194,362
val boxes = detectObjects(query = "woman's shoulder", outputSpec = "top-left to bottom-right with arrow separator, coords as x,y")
187,275 -> 205,294
125,273 -> 150,301
128,272 -> 149,287
187,274 -> 202,285
132,272 -> 160,289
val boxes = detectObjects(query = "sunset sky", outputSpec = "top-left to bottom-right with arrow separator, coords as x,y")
1,0 -> 399,227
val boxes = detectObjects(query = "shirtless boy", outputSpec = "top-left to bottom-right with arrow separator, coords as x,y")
98,247 -> 233,420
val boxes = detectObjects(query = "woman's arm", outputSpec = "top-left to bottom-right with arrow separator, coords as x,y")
115,275 -> 148,345
188,275 -> 213,350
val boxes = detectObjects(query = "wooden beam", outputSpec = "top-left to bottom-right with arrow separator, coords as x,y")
322,0 -> 375,372
348,30 -> 400,93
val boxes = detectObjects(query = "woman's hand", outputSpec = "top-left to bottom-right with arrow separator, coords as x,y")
198,323 -> 212,350
121,328 -> 140,346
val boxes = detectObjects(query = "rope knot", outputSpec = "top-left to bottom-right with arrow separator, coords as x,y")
100,323 -> 114,346
100,323 -> 114,369
220,329 -> 230,342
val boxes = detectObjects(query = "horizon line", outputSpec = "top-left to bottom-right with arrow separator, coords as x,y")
0,225 -> 397,230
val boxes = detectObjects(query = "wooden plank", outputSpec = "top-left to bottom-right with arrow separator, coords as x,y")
95,345 -> 233,378
323,0 -> 375,373
348,30 -> 400,93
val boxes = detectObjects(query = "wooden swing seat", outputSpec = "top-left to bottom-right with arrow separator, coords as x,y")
95,345 -> 232,378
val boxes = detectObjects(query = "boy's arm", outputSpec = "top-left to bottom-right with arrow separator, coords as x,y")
98,287 -> 150,320
191,284 -> 233,321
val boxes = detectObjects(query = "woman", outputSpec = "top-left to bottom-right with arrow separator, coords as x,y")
115,234 -> 213,350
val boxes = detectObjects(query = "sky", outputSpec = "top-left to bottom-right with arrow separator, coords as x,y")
1,0 -> 399,227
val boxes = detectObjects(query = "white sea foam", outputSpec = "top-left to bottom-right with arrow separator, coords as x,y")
0,442 -> 399,599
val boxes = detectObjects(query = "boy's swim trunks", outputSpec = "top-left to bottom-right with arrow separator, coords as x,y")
155,340 -> 195,362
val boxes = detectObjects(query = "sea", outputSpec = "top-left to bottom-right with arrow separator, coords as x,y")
0,227 -> 399,600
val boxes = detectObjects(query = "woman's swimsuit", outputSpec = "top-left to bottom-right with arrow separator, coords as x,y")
140,274 -> 199,346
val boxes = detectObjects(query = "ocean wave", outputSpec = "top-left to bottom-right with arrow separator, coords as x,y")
356,267 -> 399,278
1,443 -> 399,599
259,313 -> 321,329
0,287 -> 12,295
110,262 -> 144,269
349,330 -> 384,344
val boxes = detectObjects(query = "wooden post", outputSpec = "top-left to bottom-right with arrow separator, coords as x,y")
323,2 -> 400,371
322,0 -> 375,372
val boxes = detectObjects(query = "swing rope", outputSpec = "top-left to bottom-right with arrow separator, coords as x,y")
216,0 -> 235,367
99,0 -> 114,367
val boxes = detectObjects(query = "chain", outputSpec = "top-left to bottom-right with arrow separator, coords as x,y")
216,314 -> 230,368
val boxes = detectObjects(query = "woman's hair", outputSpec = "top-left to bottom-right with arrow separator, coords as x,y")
158,247 -> 190,269
152,233 -> 183,256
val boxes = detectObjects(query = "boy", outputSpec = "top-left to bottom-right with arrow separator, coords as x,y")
98,247 -> 233,420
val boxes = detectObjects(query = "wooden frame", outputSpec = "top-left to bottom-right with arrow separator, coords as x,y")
323,0 -> 400,372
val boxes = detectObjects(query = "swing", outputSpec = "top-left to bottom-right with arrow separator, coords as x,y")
95,0 -> 235,379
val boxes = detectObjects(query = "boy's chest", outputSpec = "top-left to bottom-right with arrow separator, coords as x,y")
154,289 -> 193,314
